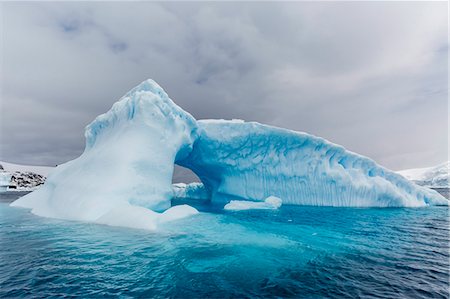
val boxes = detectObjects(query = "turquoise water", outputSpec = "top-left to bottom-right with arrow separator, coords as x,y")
1,192 -> 449,298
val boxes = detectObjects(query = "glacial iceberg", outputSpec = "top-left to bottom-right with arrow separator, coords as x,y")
0,172 -> 12,192
172,182 -> 210,200
177,120 -> 447,207
11,79 -> 447,231
11,79 -> 200,230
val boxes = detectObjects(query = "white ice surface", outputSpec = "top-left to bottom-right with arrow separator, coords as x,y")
96,204 -> 199,230
172,182 -> 210,200
0,172 -> 12,192
178,120 -> 447,207
224,196 -> 283,211
10,79 -> 447,233
11,79 -> 199,230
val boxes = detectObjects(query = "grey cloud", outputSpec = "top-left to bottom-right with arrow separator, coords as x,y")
0,1 -> 447,170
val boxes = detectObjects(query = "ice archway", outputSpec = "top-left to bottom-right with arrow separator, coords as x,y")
177,120 -> 446,207
12,80 -> 447,230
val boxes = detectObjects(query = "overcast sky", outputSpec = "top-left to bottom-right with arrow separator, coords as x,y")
0,1 -> 448,170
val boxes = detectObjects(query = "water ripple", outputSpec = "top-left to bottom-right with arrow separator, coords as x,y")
0,193 -> 448,298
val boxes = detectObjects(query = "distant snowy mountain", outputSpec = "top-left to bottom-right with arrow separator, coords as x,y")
0,161 -> 54,177
0,161 -> 54,191
397,162 -> 449,188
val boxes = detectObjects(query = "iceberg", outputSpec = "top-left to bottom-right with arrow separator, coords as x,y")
172,182 -> 210,200
11,79 -> 199,230
0,172 -> 12,192
177,120 -> 447,207
224,196 -> 283,211
11,79 -> 447,231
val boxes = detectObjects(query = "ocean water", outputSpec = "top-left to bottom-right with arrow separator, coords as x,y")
0,192 -> 449,298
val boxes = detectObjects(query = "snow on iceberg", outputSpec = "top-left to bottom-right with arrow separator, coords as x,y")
224,196 -> 282,211
178,120 -> 447,207
11,79 -> 199,230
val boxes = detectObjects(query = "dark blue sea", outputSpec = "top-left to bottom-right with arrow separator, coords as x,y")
1,191 -> 449,298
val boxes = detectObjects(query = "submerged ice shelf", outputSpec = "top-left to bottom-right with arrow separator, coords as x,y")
11,79 -> 447,231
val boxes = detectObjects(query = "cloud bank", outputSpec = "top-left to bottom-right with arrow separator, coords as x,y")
1,2 -> 447,170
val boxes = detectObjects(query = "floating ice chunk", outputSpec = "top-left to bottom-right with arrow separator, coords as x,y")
264,196 -> 283,208
0,172 -> 12,192
159,204 -> 199,222
172,182 -> 210,200
224,196 -> 283,211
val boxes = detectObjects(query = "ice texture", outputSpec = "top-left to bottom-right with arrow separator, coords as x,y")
178,120 -> 447,207
0,172 -> 12,192
96,204 -> 198,230
224,196 -> 283,211
11,79 -> 448,231
172,182 -> 210,200
11,79 -> 199,230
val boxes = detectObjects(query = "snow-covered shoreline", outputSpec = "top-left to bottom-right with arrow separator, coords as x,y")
397,162 -> 449,188
0,161 -> 53,191
0,161 -> 54,177
1,159 -> 448,198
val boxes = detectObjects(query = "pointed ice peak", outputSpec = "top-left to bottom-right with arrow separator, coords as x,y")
84,79 -> 197,150
124,79 -> 168,99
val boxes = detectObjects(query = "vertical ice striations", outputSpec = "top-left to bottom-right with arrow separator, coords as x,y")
178,120 -> 447,207
12,79 -> 199,228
